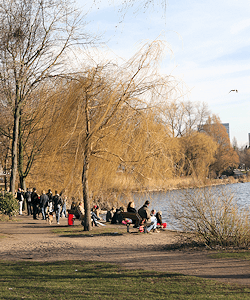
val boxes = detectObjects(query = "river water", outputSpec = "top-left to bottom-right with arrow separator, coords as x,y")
132,182 -> 250,230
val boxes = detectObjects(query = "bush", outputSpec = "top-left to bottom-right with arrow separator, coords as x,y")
170,187 -> 250,248
0,192 -> 18,217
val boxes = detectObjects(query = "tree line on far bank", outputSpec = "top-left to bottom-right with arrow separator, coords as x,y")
0,0 -> 239,230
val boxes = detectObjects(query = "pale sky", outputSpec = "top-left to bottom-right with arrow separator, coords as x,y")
76,0 -> 250,146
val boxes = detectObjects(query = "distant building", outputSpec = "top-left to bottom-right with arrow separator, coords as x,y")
221,123 -> 230,139
198,123 -> 230,139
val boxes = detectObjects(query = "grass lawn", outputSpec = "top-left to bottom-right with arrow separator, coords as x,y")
209,251 -> 250,260
0,260 -> 249,299
51,224 -> 131,237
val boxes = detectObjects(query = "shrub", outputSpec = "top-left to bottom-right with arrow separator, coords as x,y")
0,192 -> 18,217
170,187 -> 250,248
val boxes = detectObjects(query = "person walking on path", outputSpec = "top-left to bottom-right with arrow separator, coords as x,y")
53,191 -> 62,224
40,190 -> 49,220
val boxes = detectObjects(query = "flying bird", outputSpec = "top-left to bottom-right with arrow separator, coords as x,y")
229,89 -> 238,93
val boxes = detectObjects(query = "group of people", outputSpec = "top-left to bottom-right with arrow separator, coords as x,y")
70,202 -> 104,227
16,188 -> 67,225
106,200 -> 166,233
15,187 -> 164,231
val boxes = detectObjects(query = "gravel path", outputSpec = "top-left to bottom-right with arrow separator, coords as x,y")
0,215 -> 249,286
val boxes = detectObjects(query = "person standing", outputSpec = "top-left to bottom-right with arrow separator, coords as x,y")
46,189 -> 53,214
60,195 -> 67,218
24,188 -> 32,216
53,191 -> 62,224
16,188 -> 24,215
31,188 -> 39,220
40,190 -> 49,220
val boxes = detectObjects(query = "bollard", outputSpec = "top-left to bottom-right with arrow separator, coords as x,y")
127,223 -> 130,232
68,213 -> 74,226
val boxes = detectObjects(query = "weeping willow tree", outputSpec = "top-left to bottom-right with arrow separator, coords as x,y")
37,41 -> 181,230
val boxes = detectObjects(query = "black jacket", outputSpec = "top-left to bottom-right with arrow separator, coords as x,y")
40,194 -> 49,207
53,194 -> 62,210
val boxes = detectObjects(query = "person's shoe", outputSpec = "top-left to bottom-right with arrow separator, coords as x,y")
153,229 -> 160,233
57,222 -> 60,225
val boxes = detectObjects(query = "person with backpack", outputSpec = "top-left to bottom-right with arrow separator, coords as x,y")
53,191 -> 62,224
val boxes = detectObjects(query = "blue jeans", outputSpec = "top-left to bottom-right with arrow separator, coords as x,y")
55,205 -> 61,223
147,216 -> 157,232
42,206 -> 47,219
60,204 -> 67,218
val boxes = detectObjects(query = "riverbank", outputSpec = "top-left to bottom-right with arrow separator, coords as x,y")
0,214 -> 249,287
96,175 -> 250,210
133,175 -> 250,193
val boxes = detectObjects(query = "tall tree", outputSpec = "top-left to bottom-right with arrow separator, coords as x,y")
45,41 -> 179,230
162,100 -> 210,138
0,0 -> 87,193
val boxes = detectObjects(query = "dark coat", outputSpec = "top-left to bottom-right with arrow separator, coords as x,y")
138,204 -> 151,221
127,206 -> 137,213
31,191 -> 39,205
24,191 -> 32,202
16,191 -> 23,202
47,191 -> 53,203
40,194 -> 49,207
53,194 -> 62,211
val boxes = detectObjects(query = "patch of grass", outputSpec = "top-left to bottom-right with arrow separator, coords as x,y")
51,225 -> 126,237
0,214 -> 11,222
209,251 -> 250,260
0,214 -> 21,222
0,260 -> 249,299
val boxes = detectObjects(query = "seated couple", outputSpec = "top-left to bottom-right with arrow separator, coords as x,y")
127,200 -> 160,233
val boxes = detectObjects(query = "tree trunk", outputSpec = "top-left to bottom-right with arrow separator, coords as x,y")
18,112 -> 25,190
10,107 -> 20,194
83,94 -> 92,231
4,147 -> 9,191
82,144 -> 91,231
19,175 -> 26,191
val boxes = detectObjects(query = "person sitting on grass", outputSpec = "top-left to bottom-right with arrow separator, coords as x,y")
138,200 -> 159,233
156,211 -> 167,228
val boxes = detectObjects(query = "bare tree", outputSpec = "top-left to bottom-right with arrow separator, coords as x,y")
162,100 -> 210,138
0,0 -> 88,193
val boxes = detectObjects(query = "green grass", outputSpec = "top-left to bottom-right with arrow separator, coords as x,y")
51,224 -> 132,237
209,251 -> 250,260
0,260 -> 249,299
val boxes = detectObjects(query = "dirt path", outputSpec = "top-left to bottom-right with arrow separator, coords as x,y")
0,215 -> 249,286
